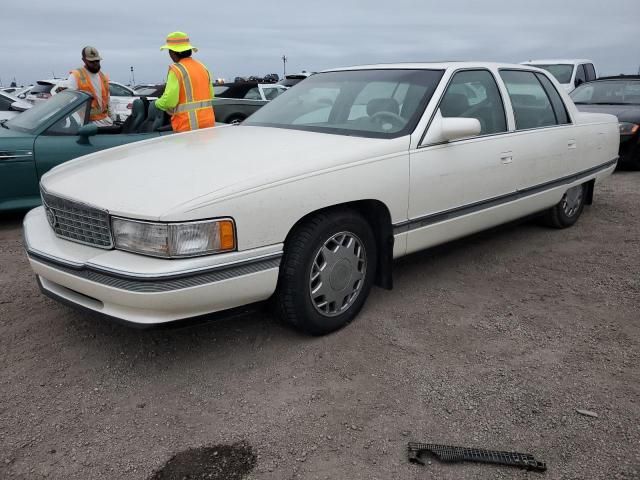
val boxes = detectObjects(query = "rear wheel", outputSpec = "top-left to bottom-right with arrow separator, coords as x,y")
542,183 -> 587,228
276,210 -> 377,336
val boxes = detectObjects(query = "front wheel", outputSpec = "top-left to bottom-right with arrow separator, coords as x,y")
276,210 -> 377,336
542,183 -> 587,228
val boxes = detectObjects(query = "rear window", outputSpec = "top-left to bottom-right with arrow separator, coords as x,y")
30,83 -> 54,94
530,65 -> 574,84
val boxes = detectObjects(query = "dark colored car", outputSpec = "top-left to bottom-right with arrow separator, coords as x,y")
571,75 -> 640,169
0,91 -> 173,212
263,73 -> 280,83
212,82 -> 287,123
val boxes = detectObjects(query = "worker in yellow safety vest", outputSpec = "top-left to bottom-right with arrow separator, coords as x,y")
155,32 -> 215,132
66,46 -> 113,126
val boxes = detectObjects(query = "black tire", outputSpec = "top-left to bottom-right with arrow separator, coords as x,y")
276,209 -> 377,336
542,183 -> 587,229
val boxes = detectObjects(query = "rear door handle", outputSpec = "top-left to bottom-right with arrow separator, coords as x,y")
568,140 -> 577,149
500,152 -> 513,164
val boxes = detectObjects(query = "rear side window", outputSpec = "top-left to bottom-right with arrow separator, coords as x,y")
500,70 -> 559,130
535,73 -> 570,124
439,69 -> 507,135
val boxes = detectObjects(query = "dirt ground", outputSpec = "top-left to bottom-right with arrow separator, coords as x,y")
0,172 -> 638,480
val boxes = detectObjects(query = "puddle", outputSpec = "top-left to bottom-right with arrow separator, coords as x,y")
149,441 -> 256,480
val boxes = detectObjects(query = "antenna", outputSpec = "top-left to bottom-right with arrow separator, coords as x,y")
282,55 -> 287,77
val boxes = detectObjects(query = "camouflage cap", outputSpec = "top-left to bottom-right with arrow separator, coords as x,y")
82,46 -> 102,61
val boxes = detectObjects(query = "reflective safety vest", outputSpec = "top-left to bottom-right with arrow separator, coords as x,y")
71,68 -> 110,122
168,58 -> 215,132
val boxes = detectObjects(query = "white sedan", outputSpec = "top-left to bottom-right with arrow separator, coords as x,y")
23,62 -> 619,335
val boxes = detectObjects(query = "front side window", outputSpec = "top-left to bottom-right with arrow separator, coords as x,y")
500,70 -> 559,130
245,69 -> 444,138
585,64 -> 597,81
45,102 -> 89,135
439,70 -> 507,135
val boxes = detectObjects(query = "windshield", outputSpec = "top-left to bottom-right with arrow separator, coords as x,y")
245,69 -> 444,138
571,80 -> 640,105
6,91 -> 85,133
531,64 -> 574,84
30,83 -> 55,94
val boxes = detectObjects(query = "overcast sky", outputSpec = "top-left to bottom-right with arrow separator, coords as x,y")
2,0 -> 639,86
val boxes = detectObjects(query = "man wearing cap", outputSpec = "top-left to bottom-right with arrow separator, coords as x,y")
155,32 -> 215,132
66,46 -> 113,126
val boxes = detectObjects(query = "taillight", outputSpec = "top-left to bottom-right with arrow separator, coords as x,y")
126,103 -> 133,109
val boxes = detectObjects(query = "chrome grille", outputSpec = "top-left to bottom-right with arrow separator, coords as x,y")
41,190 -> 113,249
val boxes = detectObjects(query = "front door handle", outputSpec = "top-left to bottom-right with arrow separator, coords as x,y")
568,140 -> 577,149
500,152 -> 513,164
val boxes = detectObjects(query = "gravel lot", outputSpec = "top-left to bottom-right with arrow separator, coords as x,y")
0,172 -> 638,480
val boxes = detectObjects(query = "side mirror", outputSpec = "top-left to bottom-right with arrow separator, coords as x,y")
422,110 -> 482,145
440,117 -> 482,142
575,78 -> 584,88
77,123 -> 98,144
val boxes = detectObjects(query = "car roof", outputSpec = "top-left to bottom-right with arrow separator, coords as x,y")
322,62 -> 551,72
523,59 -> 593,65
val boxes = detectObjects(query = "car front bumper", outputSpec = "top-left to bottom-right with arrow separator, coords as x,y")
24,207 -> 282,325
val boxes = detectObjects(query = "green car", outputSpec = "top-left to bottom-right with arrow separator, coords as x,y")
0,90 -> 172,212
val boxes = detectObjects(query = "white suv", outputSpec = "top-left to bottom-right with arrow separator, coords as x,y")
521,59 -> 597,93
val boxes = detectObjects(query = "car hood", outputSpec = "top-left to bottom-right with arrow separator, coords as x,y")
0,125 -> 35,139
573,103 -> 640,123
41,125 -> 406,220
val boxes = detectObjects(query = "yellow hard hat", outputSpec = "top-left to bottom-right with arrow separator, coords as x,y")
160,31 -> 198,53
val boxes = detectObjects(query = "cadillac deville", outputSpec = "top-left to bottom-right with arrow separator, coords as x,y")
23,63 -> 619,335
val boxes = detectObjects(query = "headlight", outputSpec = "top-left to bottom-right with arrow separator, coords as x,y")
111,217 -> 236,258
619,122 -> 639,136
